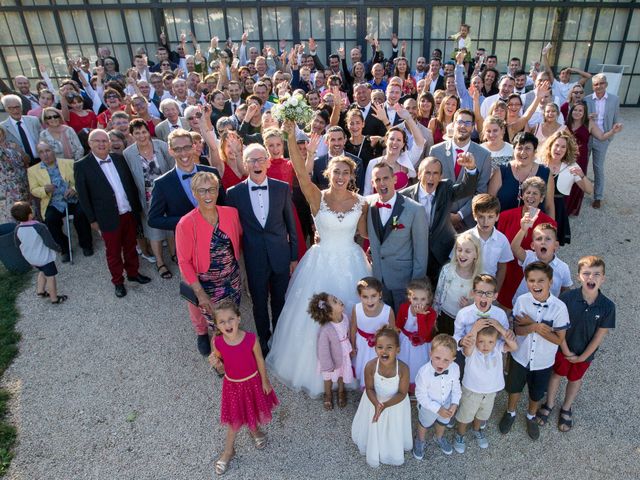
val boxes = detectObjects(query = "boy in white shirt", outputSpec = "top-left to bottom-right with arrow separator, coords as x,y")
413,334 -> 461,459
499,261 -> 569,440
469,194 -> 513,293
510,218 -> 572,304
454,322 -> 518,453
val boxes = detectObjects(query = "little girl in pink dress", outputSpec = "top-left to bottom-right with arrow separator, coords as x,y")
309,292 -> 354,410
210,299 -> 278,476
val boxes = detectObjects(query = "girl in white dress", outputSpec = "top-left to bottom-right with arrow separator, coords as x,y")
433,232 -> 482,336
350,277 -> 395,387
267,121 -> 371,398
351,326 -> 412,468
396,279 -> 437,392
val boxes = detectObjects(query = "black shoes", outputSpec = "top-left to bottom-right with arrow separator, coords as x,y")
127,274 -> 151,284
197,334 -> 212,356
499,411 -> 516,434
61,253 -> 70,263
82,248 -> 94,257
115,284 -> 127,298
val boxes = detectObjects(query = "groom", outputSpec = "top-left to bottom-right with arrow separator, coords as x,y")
225,143 -> 298,356
367,162 -> 428,311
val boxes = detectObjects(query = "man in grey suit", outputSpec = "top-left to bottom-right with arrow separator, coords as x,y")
0,94 -> 42,165
400,156 -> 478,287
585,73 -> 622,209
367,162 -> 428,311
428,109 -> 491,231
154,98 -> 187,142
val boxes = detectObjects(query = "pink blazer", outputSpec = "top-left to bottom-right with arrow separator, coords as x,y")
175,206 -> 242,284
317,317 -> 347,372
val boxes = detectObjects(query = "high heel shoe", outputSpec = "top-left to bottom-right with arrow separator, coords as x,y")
253,433 -> 267,450
214,450 -> 235,476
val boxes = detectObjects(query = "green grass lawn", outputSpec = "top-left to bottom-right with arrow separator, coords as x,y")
0,269 -> 29,476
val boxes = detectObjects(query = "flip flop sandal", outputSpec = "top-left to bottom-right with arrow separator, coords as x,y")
36,291 -> 49,298
338,389 -> 347,408
558,407 -> 573,432
156,264 -> 173,279
536,403 -> 554,426
51,295 -> 68,304
323,392 -> 334,411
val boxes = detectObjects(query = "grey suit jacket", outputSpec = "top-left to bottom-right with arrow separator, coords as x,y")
429,140 -> 491,227
585,93 -> 620,144
154,117 -> 187,142
400,170 -> 478,266
0,115 -> 42,154
123,139 -> 175,215
366,193 -> 428,291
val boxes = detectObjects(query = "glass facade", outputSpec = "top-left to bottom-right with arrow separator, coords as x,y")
0,1 -> 638,105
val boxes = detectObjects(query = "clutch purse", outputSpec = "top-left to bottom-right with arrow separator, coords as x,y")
180,281 -> 199,306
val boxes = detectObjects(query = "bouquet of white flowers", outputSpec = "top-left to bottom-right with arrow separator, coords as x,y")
271,93 -> 315,129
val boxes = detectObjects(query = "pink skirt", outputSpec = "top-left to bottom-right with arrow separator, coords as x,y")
220,372 -> 279,431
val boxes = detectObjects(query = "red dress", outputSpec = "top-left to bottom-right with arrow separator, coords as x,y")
145,119 -> 156,138
566,125 -> 590,216
221,165 -> 246,190
68,111 -> 97,133
267,158 -> 307,258
215,332 -> 278,431
496,207 -> 557,309
96,105 -> 125,128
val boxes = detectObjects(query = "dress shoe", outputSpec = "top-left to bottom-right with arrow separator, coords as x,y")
592,199 -> 601,209
115,283 -> 127,298
82,248 -> 94,257
197,334 -> 211,356
61,253 -> 70,263
127,274 -> 151,284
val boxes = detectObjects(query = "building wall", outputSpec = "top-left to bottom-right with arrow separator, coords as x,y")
1,1 -> 638,105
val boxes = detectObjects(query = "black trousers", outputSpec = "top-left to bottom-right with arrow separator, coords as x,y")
44,203 -> 93,254
246,262 -> 289,348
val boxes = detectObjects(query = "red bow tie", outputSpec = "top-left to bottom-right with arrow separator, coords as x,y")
376,202 -> 392,209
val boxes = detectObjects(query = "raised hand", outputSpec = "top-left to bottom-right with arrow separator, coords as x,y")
210,36 -> 219,48
456,151 -> 476,170
455,50 -> 465,65
241,32 -> 248,45
542,42 -> 552,56
371,102 -> 389,123
394,103 -> 411,121
569,165 -> 585,179
337,46 -> 345,59
391,33 -> 398,48
612,123 -> 624,133
308,37 -> 317,52
520,211 -> 536,231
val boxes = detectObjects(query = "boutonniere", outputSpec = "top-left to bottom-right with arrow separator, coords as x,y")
445,140 -> 452,157
391,216 -> 405,230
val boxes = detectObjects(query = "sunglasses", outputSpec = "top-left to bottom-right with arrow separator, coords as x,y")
44,114 -> 61,120
105,95 -> 120,100
186,112 -> 203,121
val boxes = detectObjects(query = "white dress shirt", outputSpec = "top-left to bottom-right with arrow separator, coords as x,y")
468,226 -> 514,277
462,343 -> 506,394
247,178 -> 269,228
453,303 -> 509,344
385,102 -> 398,125
415,361 -> 462,414
11,117 -> 37,155
511,292 -> 570,371
592,92 -> 608,131
96,155 -> 131,214
377,192 -> 397,226
512,251 -> 573,304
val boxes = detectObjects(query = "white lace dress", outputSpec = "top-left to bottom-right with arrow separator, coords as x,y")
266,193 -> 371,398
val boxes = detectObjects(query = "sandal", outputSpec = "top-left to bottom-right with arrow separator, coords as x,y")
323,392 -> 334,411
252,432 -> 267,450
51,295 -> 68,304
558,407 -> 573,432
171,254 -> 178,264
156,264 -> 173,279
36,291 -> 48,298
536,403 -> 554,426
214,450 -> 235,475
337,388 -> 347,409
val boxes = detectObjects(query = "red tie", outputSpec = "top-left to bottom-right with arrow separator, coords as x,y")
376,202 -> 392,209
455,149 -> 464,177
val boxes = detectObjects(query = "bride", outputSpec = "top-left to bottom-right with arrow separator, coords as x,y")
266,120 -> 371,398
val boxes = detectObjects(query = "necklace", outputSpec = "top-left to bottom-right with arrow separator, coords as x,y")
513,161 -> 537,204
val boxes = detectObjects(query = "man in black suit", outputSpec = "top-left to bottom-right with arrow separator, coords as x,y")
224,80 -> 245,116
426,58 -> 446,93
400,155 -> 478,287
311,126 -> 364,192
148,129 -> 224,232
226,143 -> 298,355
351,83 -> 387,137
74,130 -> 151,297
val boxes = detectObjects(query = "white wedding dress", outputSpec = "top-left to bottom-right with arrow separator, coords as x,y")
266,193 -> 371,398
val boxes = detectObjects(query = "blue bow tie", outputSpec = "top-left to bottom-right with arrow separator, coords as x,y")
434,370 -> 449,377
182,173 -> 195,180
251,185 -> 267,191
533,302 -> 549,308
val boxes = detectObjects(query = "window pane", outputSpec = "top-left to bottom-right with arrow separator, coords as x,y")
430,7 -> 447,39
367,8 -> 393,41
595,9 -> 614,41
299,9 -> 325,41
1,13 -> 28,45
227,8 -> 258,43
262,7 -> 292,41
628,11 -> 640,41
530,8 -> 557,40
164,8 -> 190,43
330,8 -> 357,41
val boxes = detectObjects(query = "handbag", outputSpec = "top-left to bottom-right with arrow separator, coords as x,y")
179,216 -> 200,306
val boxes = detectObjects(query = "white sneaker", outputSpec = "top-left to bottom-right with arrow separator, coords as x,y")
453,433 -> 466,453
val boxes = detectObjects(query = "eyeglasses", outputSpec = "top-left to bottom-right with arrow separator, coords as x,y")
105,95 -> 120,100
456,119 -> 473,127
171,145 -> 193,153
44,114 -> 61,120
161,63 -> 171,67
473,289 -> 495,298
196,187 -> 218,196
186,113 -> 203,121
246,157 -> 267,165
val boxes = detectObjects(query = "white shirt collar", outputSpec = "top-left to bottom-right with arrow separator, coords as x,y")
248,177 -> 268,189
379,192 -> 397,207
95,153 -> 112,164
592,92 -> 608,101
418,184 -> 434,200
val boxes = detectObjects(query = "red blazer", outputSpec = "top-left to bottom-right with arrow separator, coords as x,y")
175,206 -> 242,284
396,302 -> 437,344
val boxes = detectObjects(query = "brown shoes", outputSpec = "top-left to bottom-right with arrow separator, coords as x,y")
592,200 -> 601,209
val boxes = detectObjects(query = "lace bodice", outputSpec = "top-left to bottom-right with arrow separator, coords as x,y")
313,193 -> 364,249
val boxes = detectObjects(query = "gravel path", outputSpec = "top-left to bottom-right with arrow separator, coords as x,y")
4,110 -> 640,480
